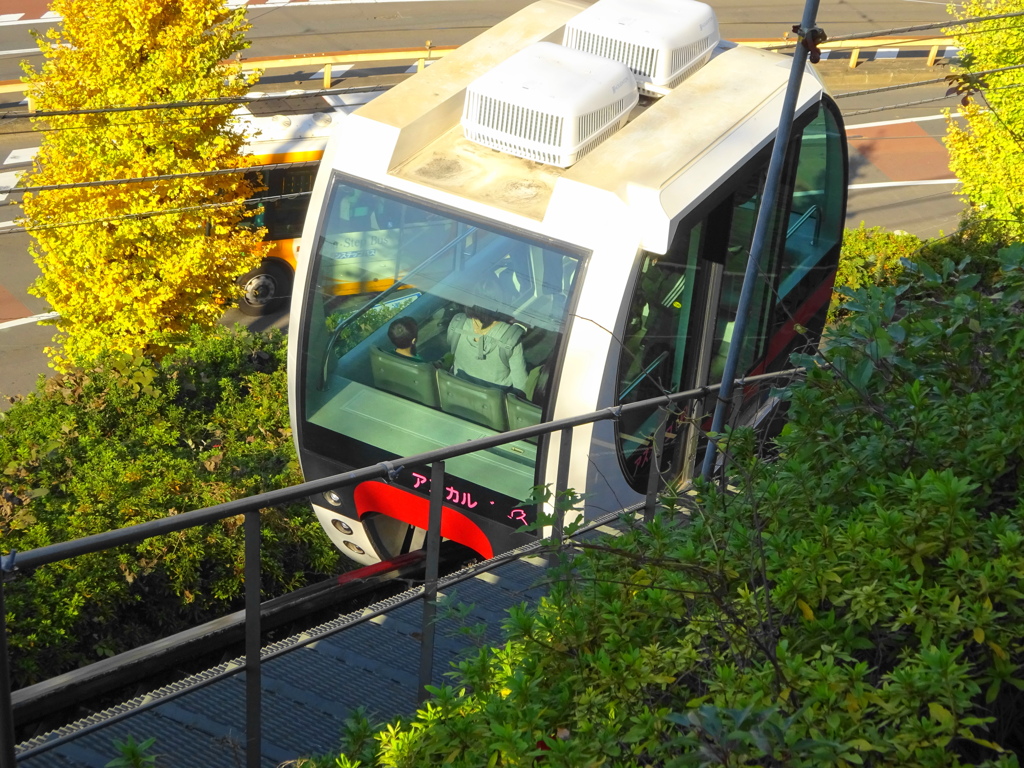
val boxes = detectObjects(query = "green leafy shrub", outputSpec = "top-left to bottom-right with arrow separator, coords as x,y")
318,246 -> 1024,767
829,223 -> 922,323
915,214 -> 1010,284
1,326 -> 339,686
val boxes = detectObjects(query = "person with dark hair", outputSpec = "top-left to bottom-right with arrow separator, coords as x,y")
388,316 -> 421,359
446,282 -> 527,392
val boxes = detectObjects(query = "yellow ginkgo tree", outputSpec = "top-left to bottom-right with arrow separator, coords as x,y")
20,0 -> 268,368
944,0 -> 1024,241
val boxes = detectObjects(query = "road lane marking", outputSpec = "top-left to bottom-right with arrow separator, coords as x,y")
0,312 -> 59,331
4,147 -> 37,165
322,92 -> 377,112
310,63 -> 353,80
850,179 -> 958,190
0,171 -> 21,201
847,114 -> 949,129
0,47 -> 38,56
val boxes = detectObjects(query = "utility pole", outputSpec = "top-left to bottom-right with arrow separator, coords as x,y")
701,0 -> 826,480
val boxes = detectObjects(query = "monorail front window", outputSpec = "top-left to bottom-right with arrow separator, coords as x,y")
300,177 -> 583,528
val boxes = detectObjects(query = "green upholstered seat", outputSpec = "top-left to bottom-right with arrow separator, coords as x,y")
505,392 -> 542,443
369,347 -> 441,408
436,369 -> 508,432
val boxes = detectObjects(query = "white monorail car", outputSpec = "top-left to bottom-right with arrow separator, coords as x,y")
288,0 -> 848,565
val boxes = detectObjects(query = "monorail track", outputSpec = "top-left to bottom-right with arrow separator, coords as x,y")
11,544 -> 475,744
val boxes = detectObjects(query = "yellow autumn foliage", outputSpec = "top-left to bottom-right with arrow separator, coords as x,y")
944,0 -> 1024,239
20,0 -> 269,368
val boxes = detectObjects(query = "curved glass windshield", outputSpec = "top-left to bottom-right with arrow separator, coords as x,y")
300,176 -> 583,528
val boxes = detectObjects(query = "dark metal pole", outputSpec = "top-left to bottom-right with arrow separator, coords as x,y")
244,510 -> 262,768
0,563 -> 17,768
644,407 -> 669,522
552,428 -> 573,548
701,0 -> 823,481
417,460 -> 445,704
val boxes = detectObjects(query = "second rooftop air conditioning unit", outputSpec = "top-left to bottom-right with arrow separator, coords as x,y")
564,0 -> 720,96
461,42 -> 639,168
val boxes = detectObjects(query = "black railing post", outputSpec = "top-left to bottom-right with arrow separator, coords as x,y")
645,407 -> 669,522
417,460 -> 444,704
0,559 -> 17,768
552,428 -> 573,551
244,510 -> 262,768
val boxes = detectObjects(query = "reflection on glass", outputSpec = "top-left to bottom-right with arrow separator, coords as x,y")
778,106 -> 846,303
301,178 -> 581,526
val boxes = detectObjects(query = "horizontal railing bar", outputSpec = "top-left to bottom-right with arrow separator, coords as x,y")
3,367 -> 802,573
13,510 -> 625,761
9,557 -> 421,724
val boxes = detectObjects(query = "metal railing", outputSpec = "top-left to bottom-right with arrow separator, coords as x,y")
0,367 -> 801,768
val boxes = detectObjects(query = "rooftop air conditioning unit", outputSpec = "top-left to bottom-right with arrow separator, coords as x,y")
461,41 -> 639,168
564,0 -> 720,96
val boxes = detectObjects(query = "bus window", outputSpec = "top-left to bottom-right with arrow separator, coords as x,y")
257,166 -> 316,241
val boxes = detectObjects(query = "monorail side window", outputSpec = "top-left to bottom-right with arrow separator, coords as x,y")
617,227 -> 702,488
776,102 -> 847,310
299,176 -> 583,527
616,100 -> 846,491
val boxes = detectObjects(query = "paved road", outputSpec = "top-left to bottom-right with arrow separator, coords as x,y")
0,0 -> 958,80
833,65 -> 964,237
0,0 -> 966,406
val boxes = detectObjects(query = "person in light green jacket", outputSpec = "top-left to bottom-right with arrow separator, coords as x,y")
447,303 -> 527,393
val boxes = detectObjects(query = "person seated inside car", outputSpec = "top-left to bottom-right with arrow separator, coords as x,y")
446,283 -> 527,393
387,316 -> 422,361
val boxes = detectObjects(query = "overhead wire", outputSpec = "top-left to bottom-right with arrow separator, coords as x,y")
0,83 -> 389,122
0,9 -> 1019,123
833,63 -> 1024,100
0,108 -> 324,138
6,160 -> 319,195
1,9 -> 1018,234
761,9 -> 1024,50
0,190 -> 312,237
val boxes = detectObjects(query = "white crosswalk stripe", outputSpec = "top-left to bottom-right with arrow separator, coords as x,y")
0,170 -> 21,202
310,63 -> 353,80
4,147 -> 38,166
404,59 -> 436,73
322,92 -> 377,113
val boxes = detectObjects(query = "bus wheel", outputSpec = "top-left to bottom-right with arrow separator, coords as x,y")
238,260 -> 293,316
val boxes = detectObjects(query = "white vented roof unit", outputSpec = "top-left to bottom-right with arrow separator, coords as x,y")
461,41 -> 639,168
564,0 -> 720,96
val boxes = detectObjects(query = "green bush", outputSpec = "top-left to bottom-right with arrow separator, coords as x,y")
829,223 -> 922,323
1,326 -> 339,686
915,214 -> 1010,284
315,246 -> 1024,767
